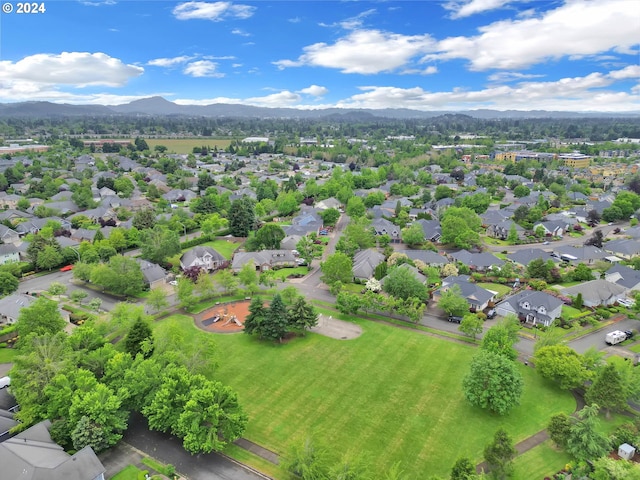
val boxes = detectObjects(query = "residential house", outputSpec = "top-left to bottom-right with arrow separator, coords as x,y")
507,248 -> 560,268
352,249 -> 385,281
0,225 -> 19,245
315,197 -> 342,211
14,217 -> 71,236
0,293 -> 36,325
604,264 -> 640,293
449,250 -> 505,272
554,245 -> 609,264
0,244 -> 20,265
0,389 -> 18,442
180,246 -> 227,272
71,228 -> 98,243
0,420 -> 106,480
0,193 -> 23,209
604,239 -> 640,260
561,280 -> 627,307
398,249 -> 449,267
231,250 -> 296,272
371,218 -> 400,241
414,219 -> 442,243
486,219 -> 525,241
281,234 -> 302,251
286,208 -> 323,236
136,259 -> 168,289
533,220 -> 570,237
438,275 -> 495,312
496,290 -> 564,327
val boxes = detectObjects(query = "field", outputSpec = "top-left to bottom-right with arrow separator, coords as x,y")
132,138 -> 233,154
512,440 -> 572,479
155,314 -> 576,478
477,282 -> 512,297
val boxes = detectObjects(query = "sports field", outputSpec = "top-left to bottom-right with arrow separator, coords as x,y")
132,138 -> 233,154
156,314 -> 575,478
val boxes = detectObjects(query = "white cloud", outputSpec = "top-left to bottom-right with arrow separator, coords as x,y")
431,0 -> 640,70
174,90 -> 301,107
288,17 -> 301,23
400,66 -> 438,76
183,60 -> 224,77
333,66 -> 640,112
444,0 -> 515,19
172,2 -> 255,21
231,29 -> 251,36
0,52 -> 143,87
274,29 -> 435,74
487,71 -> 545,83
147,55 -> 194,67
79,0 -> 116,6
299,85 -> 328,97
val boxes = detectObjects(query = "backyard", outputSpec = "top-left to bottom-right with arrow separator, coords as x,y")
154,313 -> 576,478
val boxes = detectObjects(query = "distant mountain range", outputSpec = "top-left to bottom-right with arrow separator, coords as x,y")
0,96 -> 638,119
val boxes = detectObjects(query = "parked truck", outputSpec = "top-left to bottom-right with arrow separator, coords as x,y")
605,330 -> 633,346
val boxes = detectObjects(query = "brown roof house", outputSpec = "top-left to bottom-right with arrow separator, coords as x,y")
0,420 -> 106,480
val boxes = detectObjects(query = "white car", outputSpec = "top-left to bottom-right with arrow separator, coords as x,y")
0,376 -> 10,389
618,298 -> 635,308
169,280 -> 178,286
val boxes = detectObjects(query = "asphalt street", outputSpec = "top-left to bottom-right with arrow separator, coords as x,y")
123,413 -> 268,480
568,317 -> 640,354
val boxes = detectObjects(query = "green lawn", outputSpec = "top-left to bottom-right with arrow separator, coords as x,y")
270,267 -> 308,281
561,305 -> 583,319
477,282 -> 512,297
155,314 -> 575,478
512,440 -> 572,480
200,239 -> 241,260
0,347 -> 17,363
111,465 -> 144,480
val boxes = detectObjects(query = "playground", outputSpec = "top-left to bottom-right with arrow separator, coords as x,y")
195,300 -> 251,333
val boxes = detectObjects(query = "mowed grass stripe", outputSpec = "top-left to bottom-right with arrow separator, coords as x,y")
156,315 -> 575,478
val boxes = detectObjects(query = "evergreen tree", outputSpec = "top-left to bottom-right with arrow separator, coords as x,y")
483,428 -> 517,479
229,197 -> 256,237
287,296 -> 318,335
263,294 -> 289,342
244,297 -> 266,337
585,363 -> 628,416
124,319 -> 154,358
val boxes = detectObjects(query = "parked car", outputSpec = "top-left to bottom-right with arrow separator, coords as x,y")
605,330 -> 633,345
60,265 -> 73,272
0,376 -> 10,389
618,298 -> 635,308
448,315 -> 463,324
486,309 -> 497,319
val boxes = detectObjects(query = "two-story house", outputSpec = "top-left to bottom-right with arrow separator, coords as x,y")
496,290 -> 564,327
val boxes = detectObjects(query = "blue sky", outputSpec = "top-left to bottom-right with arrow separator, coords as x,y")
0,0 -> 639,111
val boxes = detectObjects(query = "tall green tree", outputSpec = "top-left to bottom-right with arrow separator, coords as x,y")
585,363 -> 627,416
147,288 -> 169,313
132,208 -> 156,230
383,265 -> 428,301
90,255 -> 145,296
566,404 -> 610,462
463,351 -> 523,415
124,318 -> 154,358
321,252 -> 353,287
459,314 -> 484,340
0,271 -> 19,296
480,317 -> 520,361
229,197 -> 256,237
450,457 -> 477,480
244,297 -> 266,337
16,297 -> 66,339
534,345 -> 590,390
175,381 -> 248,454
401,222 -> 425,247
483,428 -> 517,479
141,225 -> 181,264
438,284 -> 469,317
253,223 -> 286,250
287,296 -> 318,335
262,293 -> 289,342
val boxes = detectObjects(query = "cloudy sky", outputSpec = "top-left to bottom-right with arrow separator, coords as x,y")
0,0 -> 639,111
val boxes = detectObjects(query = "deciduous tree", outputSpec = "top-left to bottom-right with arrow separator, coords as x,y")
463,351 -> 523,415
321,252 -> 353,287
534,345 -> 590,390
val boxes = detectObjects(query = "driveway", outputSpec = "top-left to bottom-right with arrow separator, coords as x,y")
122,413 -> 270,480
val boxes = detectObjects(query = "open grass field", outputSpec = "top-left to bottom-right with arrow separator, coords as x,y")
111,465 -> 143,480
155,314 -> 575,478
132,138 -> 233,154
